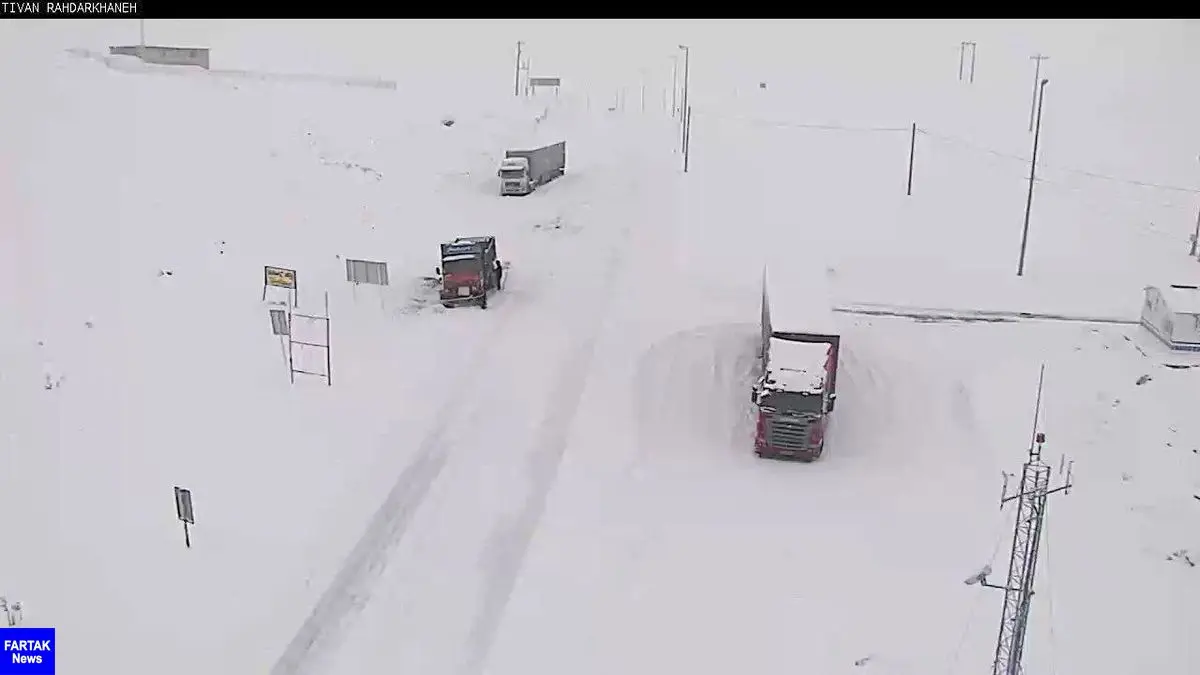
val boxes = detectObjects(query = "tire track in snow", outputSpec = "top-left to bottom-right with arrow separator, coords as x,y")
270,306 -> 522,675
455,213 -> 640,675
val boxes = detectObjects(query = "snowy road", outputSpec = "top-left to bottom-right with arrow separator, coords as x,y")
272,130 -> 670,675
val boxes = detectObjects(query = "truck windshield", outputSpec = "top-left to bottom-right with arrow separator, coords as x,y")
442,258 -> 481,277
500,169 -> 525,179
760,390 -> 822,413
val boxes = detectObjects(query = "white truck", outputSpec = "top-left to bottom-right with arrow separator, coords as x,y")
498,141 -> 566,196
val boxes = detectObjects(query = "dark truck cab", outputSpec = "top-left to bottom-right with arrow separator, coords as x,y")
751,265 -> 841,461
439,236 -> 500,309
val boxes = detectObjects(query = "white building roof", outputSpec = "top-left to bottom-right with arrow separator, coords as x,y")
1161,284 -> 1200,314
765,337 -> 830,394
763,262 -> 838,336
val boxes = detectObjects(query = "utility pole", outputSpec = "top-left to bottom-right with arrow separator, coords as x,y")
1028,55 -> 1049,131
678,44 -> 691,149
906,122 -> 917,196
513,41 -> 524,97
640,68 -> 647,113
1192,156 -> 1200,257
671,55 -> 679,118
1017,78 -> 1049,277
966,365 -> 1073,675
959,41 -> 977,83
683,105 -> 692,173
1191,203 -> 1200,257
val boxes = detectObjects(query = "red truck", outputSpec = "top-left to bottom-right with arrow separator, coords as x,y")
751,265 -> 841,461
438,236 -> 501,309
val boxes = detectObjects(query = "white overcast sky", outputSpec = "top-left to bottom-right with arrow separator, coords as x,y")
3,19 -> 1197,105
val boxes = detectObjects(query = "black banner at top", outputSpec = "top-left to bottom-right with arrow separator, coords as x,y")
0,3 -> 499,16
1,0 -> 144,17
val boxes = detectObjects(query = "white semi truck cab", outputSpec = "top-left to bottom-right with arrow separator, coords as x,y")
498,156 -> 532,195
498,142 -> 566,196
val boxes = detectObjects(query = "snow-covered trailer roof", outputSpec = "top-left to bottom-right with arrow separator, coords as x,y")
1161,284 -> 1200,315
763,262 -> 838,337
764,337 -> 830,394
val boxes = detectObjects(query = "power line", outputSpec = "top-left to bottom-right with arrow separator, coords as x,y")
686,111 -> 1200,203
1042,508 -> 1062,675
945,513 -> 1016,675
917,128 -> 1200,195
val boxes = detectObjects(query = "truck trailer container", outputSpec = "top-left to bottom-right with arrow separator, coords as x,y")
498,141 -> 566,195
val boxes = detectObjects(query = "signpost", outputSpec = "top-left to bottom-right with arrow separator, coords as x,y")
345,258 -> 389,286
262,265 -> 298,307
528,76 -> 561,97
345,258 -> 390,309
174,486 -> 194,548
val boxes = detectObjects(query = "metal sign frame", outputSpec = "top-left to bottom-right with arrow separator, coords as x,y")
262,265 -> 298,307
174,486 -> 194,548
345,258 -> 390,286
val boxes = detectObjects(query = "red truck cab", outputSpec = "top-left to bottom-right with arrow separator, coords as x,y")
753,336 -> 838,460
752,263 -> 841,461
439,236 -> 500,309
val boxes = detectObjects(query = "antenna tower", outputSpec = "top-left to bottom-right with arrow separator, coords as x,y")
972,364 -> 1074,675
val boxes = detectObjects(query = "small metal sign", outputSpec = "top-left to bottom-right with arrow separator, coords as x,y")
345,258 -> 390,286
174,486 -> 194,548
269,308 -> 290,336
529,76 -> 560,87
174,486 -> 194,523
264,266 -> 297,289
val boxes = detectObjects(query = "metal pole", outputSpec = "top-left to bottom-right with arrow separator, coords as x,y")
513,41 -> 523,97
139,19 -> 145,47
679,45 -> 690,148
1191,203 -> 1200,257
1017,79 -> 1049,277
906,122 -> 917,196
959,42 -> 965,81
684,106 -> 692,173
1028,55 -> 1049,132
640,68 -> 646,113
682,47 -> 690,120
671,56 -> 678,118
969,42 -> 977,83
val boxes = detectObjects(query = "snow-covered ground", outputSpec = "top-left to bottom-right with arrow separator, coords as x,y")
2,19 -> 1198,675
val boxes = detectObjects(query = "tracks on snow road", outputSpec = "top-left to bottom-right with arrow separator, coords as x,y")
456,222 -> 633,675
269,304 -> 520,675
272,161 -> 648,675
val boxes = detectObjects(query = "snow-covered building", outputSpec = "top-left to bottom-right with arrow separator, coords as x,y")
1141,284 -> 1200,352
